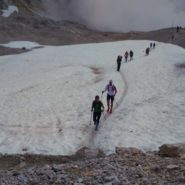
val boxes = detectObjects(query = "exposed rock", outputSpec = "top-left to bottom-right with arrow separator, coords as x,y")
51,164 -> 64,173
12,171 -> 19,176
166,164 -> 179,170
0,147 -> 185,184
159,143 -> 185,158
74,147 -> 105,159
104,175 -> 120,183
0,0 -> 8,9
115,147 -> 145,156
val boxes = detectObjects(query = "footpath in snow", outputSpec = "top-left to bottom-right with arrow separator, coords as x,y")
0,40 -> 185,155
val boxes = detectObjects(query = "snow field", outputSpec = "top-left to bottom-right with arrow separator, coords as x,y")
0,40 -> 185,155
1,5 -> 18,17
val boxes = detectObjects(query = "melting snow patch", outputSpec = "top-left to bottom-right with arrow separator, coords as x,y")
0,41 -> 42,50
0,41 -> 185,155
2,5 -> 18,17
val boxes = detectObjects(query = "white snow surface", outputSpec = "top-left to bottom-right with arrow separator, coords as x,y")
2,5 -> 18,17
0,41 -> 41,50
0,40 -> 185,155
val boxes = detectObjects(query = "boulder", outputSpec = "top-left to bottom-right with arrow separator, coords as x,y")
0,0 -> 8,9
74,147 -> 105,159
115,147 -> 145,156
166,165 -> 179,170
159,143 -> 185,158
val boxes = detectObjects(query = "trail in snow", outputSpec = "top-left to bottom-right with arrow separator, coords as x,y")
88,68 -> 128,149
88,48 -> 153,149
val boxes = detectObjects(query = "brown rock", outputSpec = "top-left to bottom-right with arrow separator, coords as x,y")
115,147 -> 145,156
159,143 -> 185,158
74,147 -> 105,159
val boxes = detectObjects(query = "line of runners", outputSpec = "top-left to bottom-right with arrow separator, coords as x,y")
91,42 -> 156,130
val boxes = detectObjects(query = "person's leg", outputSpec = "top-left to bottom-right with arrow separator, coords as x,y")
97,112 -> 101,124
107,95 -> 110,112
95,112 -> 101,130
110,96 -> 114,113
93,112 -> 96,125
118,63 -> 121,71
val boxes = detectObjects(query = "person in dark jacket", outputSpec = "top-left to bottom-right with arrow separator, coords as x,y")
145,47 -> 150,56
124,51 -> 129,62
117,55 -> 122,71
152,43 -> 156,49
91,95 -> 104,130
129,50 -> 134,61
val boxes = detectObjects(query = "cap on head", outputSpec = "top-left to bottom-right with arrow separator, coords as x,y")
95,95 -> 99,100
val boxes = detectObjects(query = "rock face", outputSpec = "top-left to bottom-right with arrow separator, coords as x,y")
74,147 -> 105,159
115,147 -> 145,156
0,146 -> 185,184
0,0 -> 8,9
159,143 -> 185,158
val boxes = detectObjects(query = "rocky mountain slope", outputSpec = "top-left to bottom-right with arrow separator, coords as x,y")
0,0 -> 185,54
0,145 -> 185,184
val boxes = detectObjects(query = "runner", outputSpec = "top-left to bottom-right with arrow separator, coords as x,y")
91,95 -> 104,130
102,80 -> 117,113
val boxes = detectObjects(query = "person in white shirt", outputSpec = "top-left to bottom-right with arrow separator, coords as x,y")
102,80 -> 117,113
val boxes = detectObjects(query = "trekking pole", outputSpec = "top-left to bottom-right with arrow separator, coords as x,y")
90,111 -> 93,125
101,91 -> 104,100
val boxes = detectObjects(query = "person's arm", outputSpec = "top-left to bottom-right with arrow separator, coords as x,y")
102,85 -> 107,94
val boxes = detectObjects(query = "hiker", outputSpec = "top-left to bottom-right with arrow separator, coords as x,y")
145,47 -> 150,56
102,80 -> 117,113
91,95 -> 104,131
150,43 -> 153,49
176,26 -> 180,33
124,51 -> 129,62
117,55 -> 122,71
129,50 -> 134,61
152,43 -> 156,49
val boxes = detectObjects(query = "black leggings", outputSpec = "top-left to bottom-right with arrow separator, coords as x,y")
107,94 -> 114,103
93,112 -> 101,124
117,62 -> 121,71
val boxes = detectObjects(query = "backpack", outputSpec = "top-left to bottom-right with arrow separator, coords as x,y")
117,55 -> 122,62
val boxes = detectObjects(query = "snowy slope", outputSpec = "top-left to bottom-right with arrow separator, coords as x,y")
1,5 -> 18,17
0,40 -> 185,155
0,41 -> 41,49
